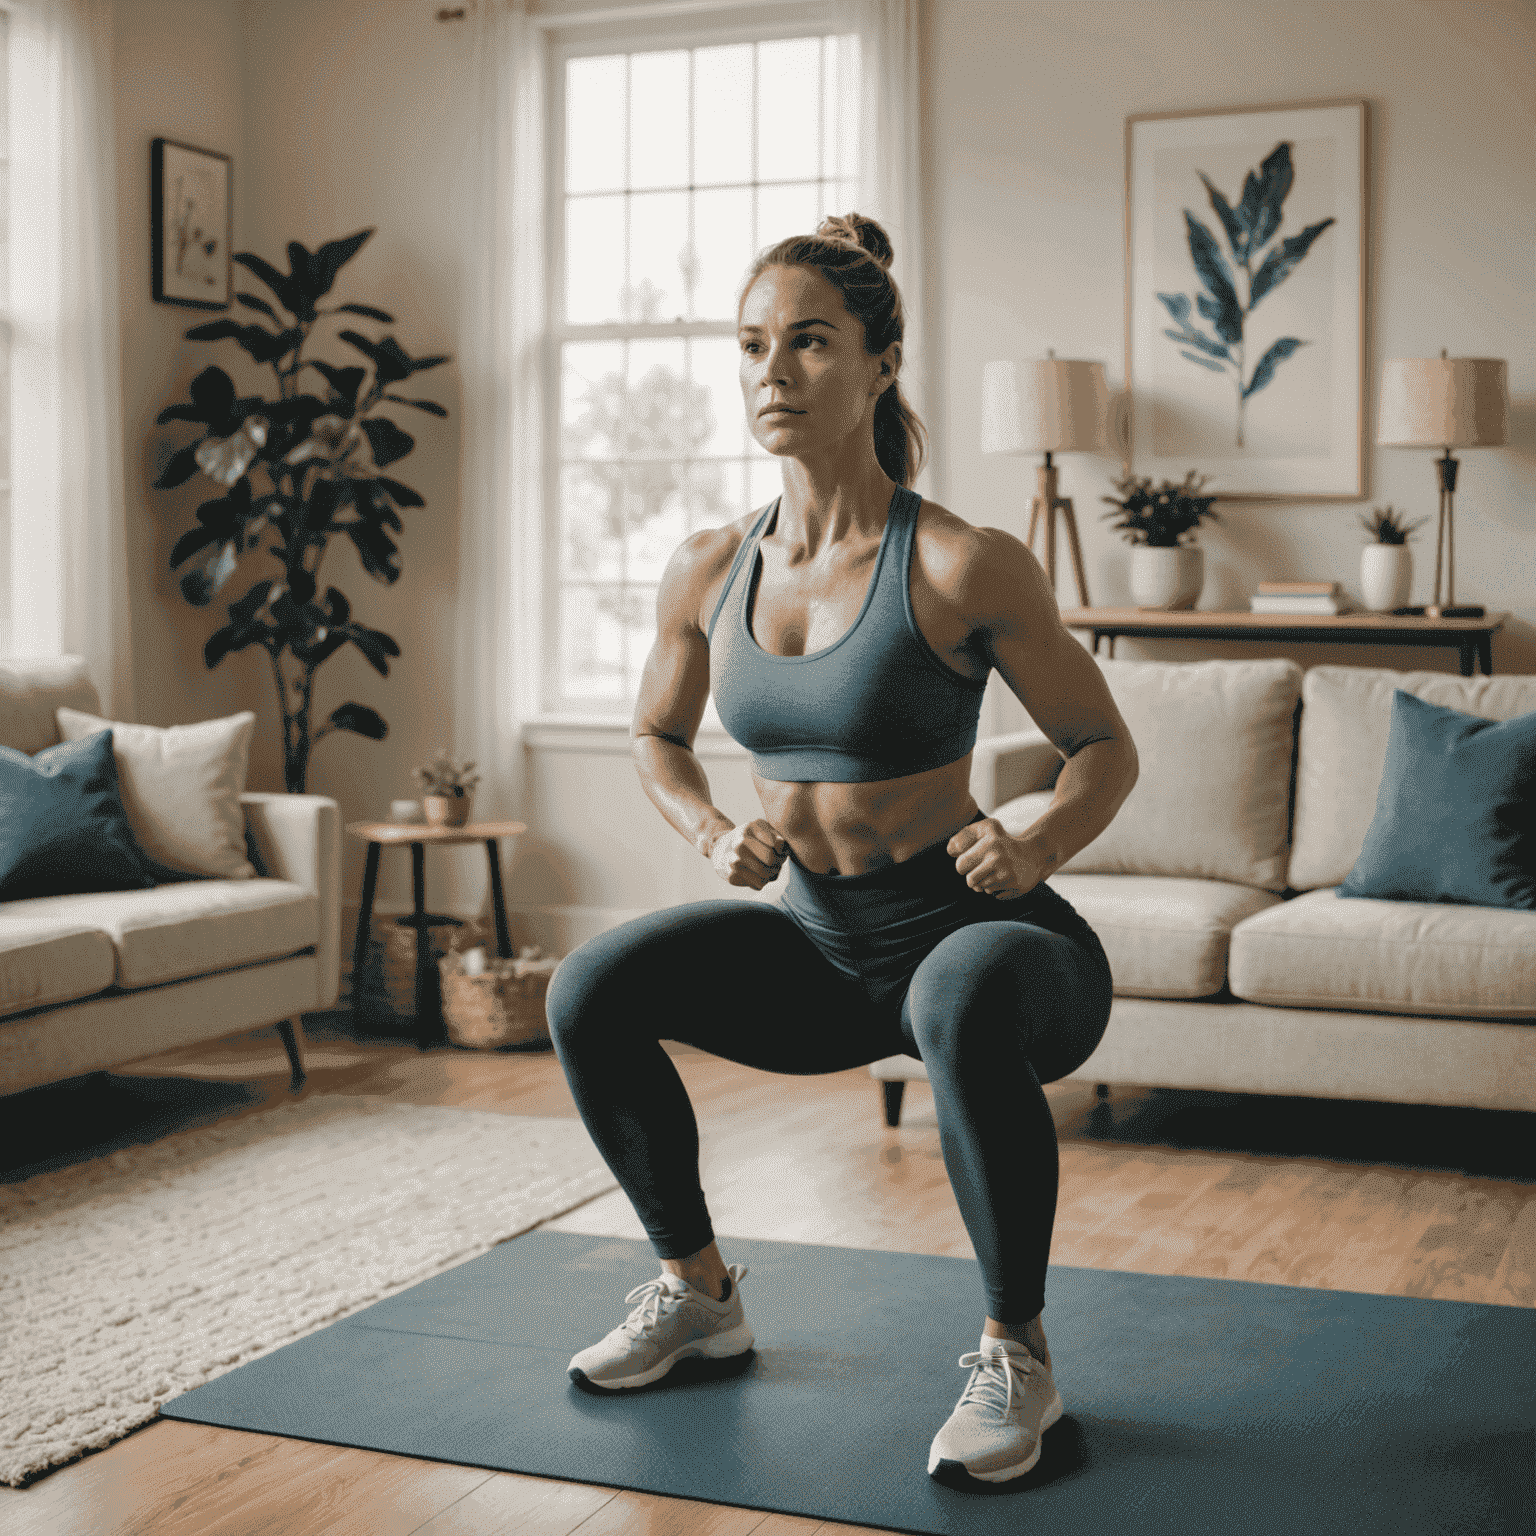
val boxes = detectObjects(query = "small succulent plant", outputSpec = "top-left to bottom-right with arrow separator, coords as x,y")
1358,505 -> 1427,545
412,749 -> 480,798
1100,470 -> 1222,548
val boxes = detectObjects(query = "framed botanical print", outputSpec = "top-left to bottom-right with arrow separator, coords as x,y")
151,138 -> 232,310
1125,99 -> 1367,499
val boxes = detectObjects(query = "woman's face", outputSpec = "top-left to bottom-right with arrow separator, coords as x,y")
738,263 -> 897,459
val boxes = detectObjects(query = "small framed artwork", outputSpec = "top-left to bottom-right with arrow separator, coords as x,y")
151,138 -> 232,310
1125,99 -> 1367,499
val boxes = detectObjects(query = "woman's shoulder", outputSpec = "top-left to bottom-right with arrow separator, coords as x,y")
910,496 -> 1048,626
660,507 -> 765,636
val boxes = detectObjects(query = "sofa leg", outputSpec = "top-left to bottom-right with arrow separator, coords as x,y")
881,1080 -> 906,1127
276,1017 -> 307,1095
1095,1082 -> 1110,1100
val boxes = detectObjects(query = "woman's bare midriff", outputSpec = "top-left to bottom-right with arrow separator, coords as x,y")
753,755 -> 980,877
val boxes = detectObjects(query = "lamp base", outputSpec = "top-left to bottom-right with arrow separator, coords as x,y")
1424,604 -> 1485,619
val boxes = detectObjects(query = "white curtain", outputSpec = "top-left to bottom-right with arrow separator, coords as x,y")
837,0 -> 930,498
8,0 -> 135,717
445,0 -> 544,919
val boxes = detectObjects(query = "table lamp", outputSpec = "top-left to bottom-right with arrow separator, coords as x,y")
1376,351 -> 1508,618
981,352 -> 1109,607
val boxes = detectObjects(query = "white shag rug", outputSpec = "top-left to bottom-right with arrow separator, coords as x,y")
0,1094 -> 618,1488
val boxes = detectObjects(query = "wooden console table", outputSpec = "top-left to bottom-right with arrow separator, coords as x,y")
1059,608 -> 1509,677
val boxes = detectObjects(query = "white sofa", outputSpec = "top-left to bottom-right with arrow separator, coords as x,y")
873,657 -> 1536,1125
0,657 -> 341,1099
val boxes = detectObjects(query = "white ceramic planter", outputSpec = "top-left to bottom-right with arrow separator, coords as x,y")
1130,544 -> 1204,610
1360,543 -> 1412,612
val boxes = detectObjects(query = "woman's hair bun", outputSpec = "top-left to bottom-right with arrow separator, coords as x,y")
815,212 -> 894,271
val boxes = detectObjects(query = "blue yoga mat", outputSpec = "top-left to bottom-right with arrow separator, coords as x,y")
161,1231 -> 1533,1535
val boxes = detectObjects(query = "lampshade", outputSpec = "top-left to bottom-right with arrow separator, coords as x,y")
1377,357 -> 1508,449
981,357 -> 1109,455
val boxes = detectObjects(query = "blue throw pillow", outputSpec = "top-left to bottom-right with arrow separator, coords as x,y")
1338,689 -> 1536,910
0,728 -> 157,900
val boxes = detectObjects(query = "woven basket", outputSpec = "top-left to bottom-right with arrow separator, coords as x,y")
439,945 -> 560,1051
348,913 -> 468,1030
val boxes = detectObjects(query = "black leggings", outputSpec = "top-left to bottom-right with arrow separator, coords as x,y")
545,813 -> 1113,1322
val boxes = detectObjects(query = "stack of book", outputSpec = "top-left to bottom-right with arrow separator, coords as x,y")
1249,581 -> 1353,615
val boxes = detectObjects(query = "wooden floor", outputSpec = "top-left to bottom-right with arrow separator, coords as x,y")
4,1014 -> 1534,1536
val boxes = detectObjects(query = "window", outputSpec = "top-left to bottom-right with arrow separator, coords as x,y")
547,7 -> 859,719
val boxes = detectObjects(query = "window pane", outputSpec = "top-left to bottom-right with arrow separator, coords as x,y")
694,43 -> 752,187
561,341 -> 625,460
567,55 -> 626,194
687,458 -> 742,536
749,457 -> 783,511
692,186 -> 754,320
624,585 -> 659,689
627,339 -> 711,461
559,462 -> 623,582
566,194 -> 626,323
626,466 -> 686,585
756,37 -> 821,184
691,336 -> 747,459
823,33 -> 859,182
627,190 -> 689,322
559,584 -> 626,703
630,50 -> 689,190
756,180 -> 819,249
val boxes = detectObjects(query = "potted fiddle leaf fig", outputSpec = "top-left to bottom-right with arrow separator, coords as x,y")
153,228 -> 451,792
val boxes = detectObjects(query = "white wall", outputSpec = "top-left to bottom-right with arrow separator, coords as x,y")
111,0 -> 1536,958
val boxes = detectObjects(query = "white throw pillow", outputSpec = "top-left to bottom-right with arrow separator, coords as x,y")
995,656 -> 1303,892
54,707 -> 257,880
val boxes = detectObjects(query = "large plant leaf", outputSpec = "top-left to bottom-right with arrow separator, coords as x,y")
383,394 -> 448,418
1180,350 -> 1229,373
373,475 -> 425,510
308,360 -> 369,408
1156,291 -> 1192,323
231,251 -> 303,317
309,230 -> 374,300
343,623 -> 401,677
326,702 -> 388,740
346,521 -> 402,583
1243,337 -> 1306,398
236,291 -> 279,321
1248,218 -> 1336,309
204,619 -> 266,669
180,541 -> 239,606
1183,213 -> 1243,344
184,318 -> 297,367
154,442 -> 205,490
358,415 -> 415,470
1250,142 -> 1295,252
1197,171 -> 1248,261
335,302 -> 395,324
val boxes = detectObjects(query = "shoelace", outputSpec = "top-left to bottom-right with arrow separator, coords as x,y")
618,1276 -> 685,1339
955,1346 -> 1036,1418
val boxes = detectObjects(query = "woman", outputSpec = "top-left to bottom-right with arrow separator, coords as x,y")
546,213 -> 1137,1487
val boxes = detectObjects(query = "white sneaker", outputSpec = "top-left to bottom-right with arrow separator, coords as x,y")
567,1264 -> 753,1391
927,1336 -> 1064,1484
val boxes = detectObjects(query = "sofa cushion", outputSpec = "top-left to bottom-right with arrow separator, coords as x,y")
1047,873 -> 1284,998
56,706 -> 257,881
0,730 -> 156,901
0,655 -> 99,754
1228,888 -> 1536,1020
0,879 -> 318,989
0,920 -> 117,1018
1289,666 -> 1536,891
1339,691 -> 1536,910
993,656 -> 1302,892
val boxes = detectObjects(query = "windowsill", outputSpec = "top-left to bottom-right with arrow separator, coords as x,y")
521,716 -> 749,758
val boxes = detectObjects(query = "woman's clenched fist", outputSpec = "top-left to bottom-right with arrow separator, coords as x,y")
708,819 -> 789,890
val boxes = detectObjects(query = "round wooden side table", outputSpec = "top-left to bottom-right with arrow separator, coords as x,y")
345,818 -> 528,1049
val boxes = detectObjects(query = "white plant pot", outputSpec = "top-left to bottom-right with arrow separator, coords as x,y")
1129,544 -> 1204,610
1360,543 -> 1412,612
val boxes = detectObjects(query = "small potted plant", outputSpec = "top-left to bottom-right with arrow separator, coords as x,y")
412,749 -> 480,828
1100,470 -> 1221,610
1357,505 -> 1427,613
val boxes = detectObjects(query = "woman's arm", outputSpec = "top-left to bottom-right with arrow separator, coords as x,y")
631,530 -> 788,888
967,524 -> 1139,878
